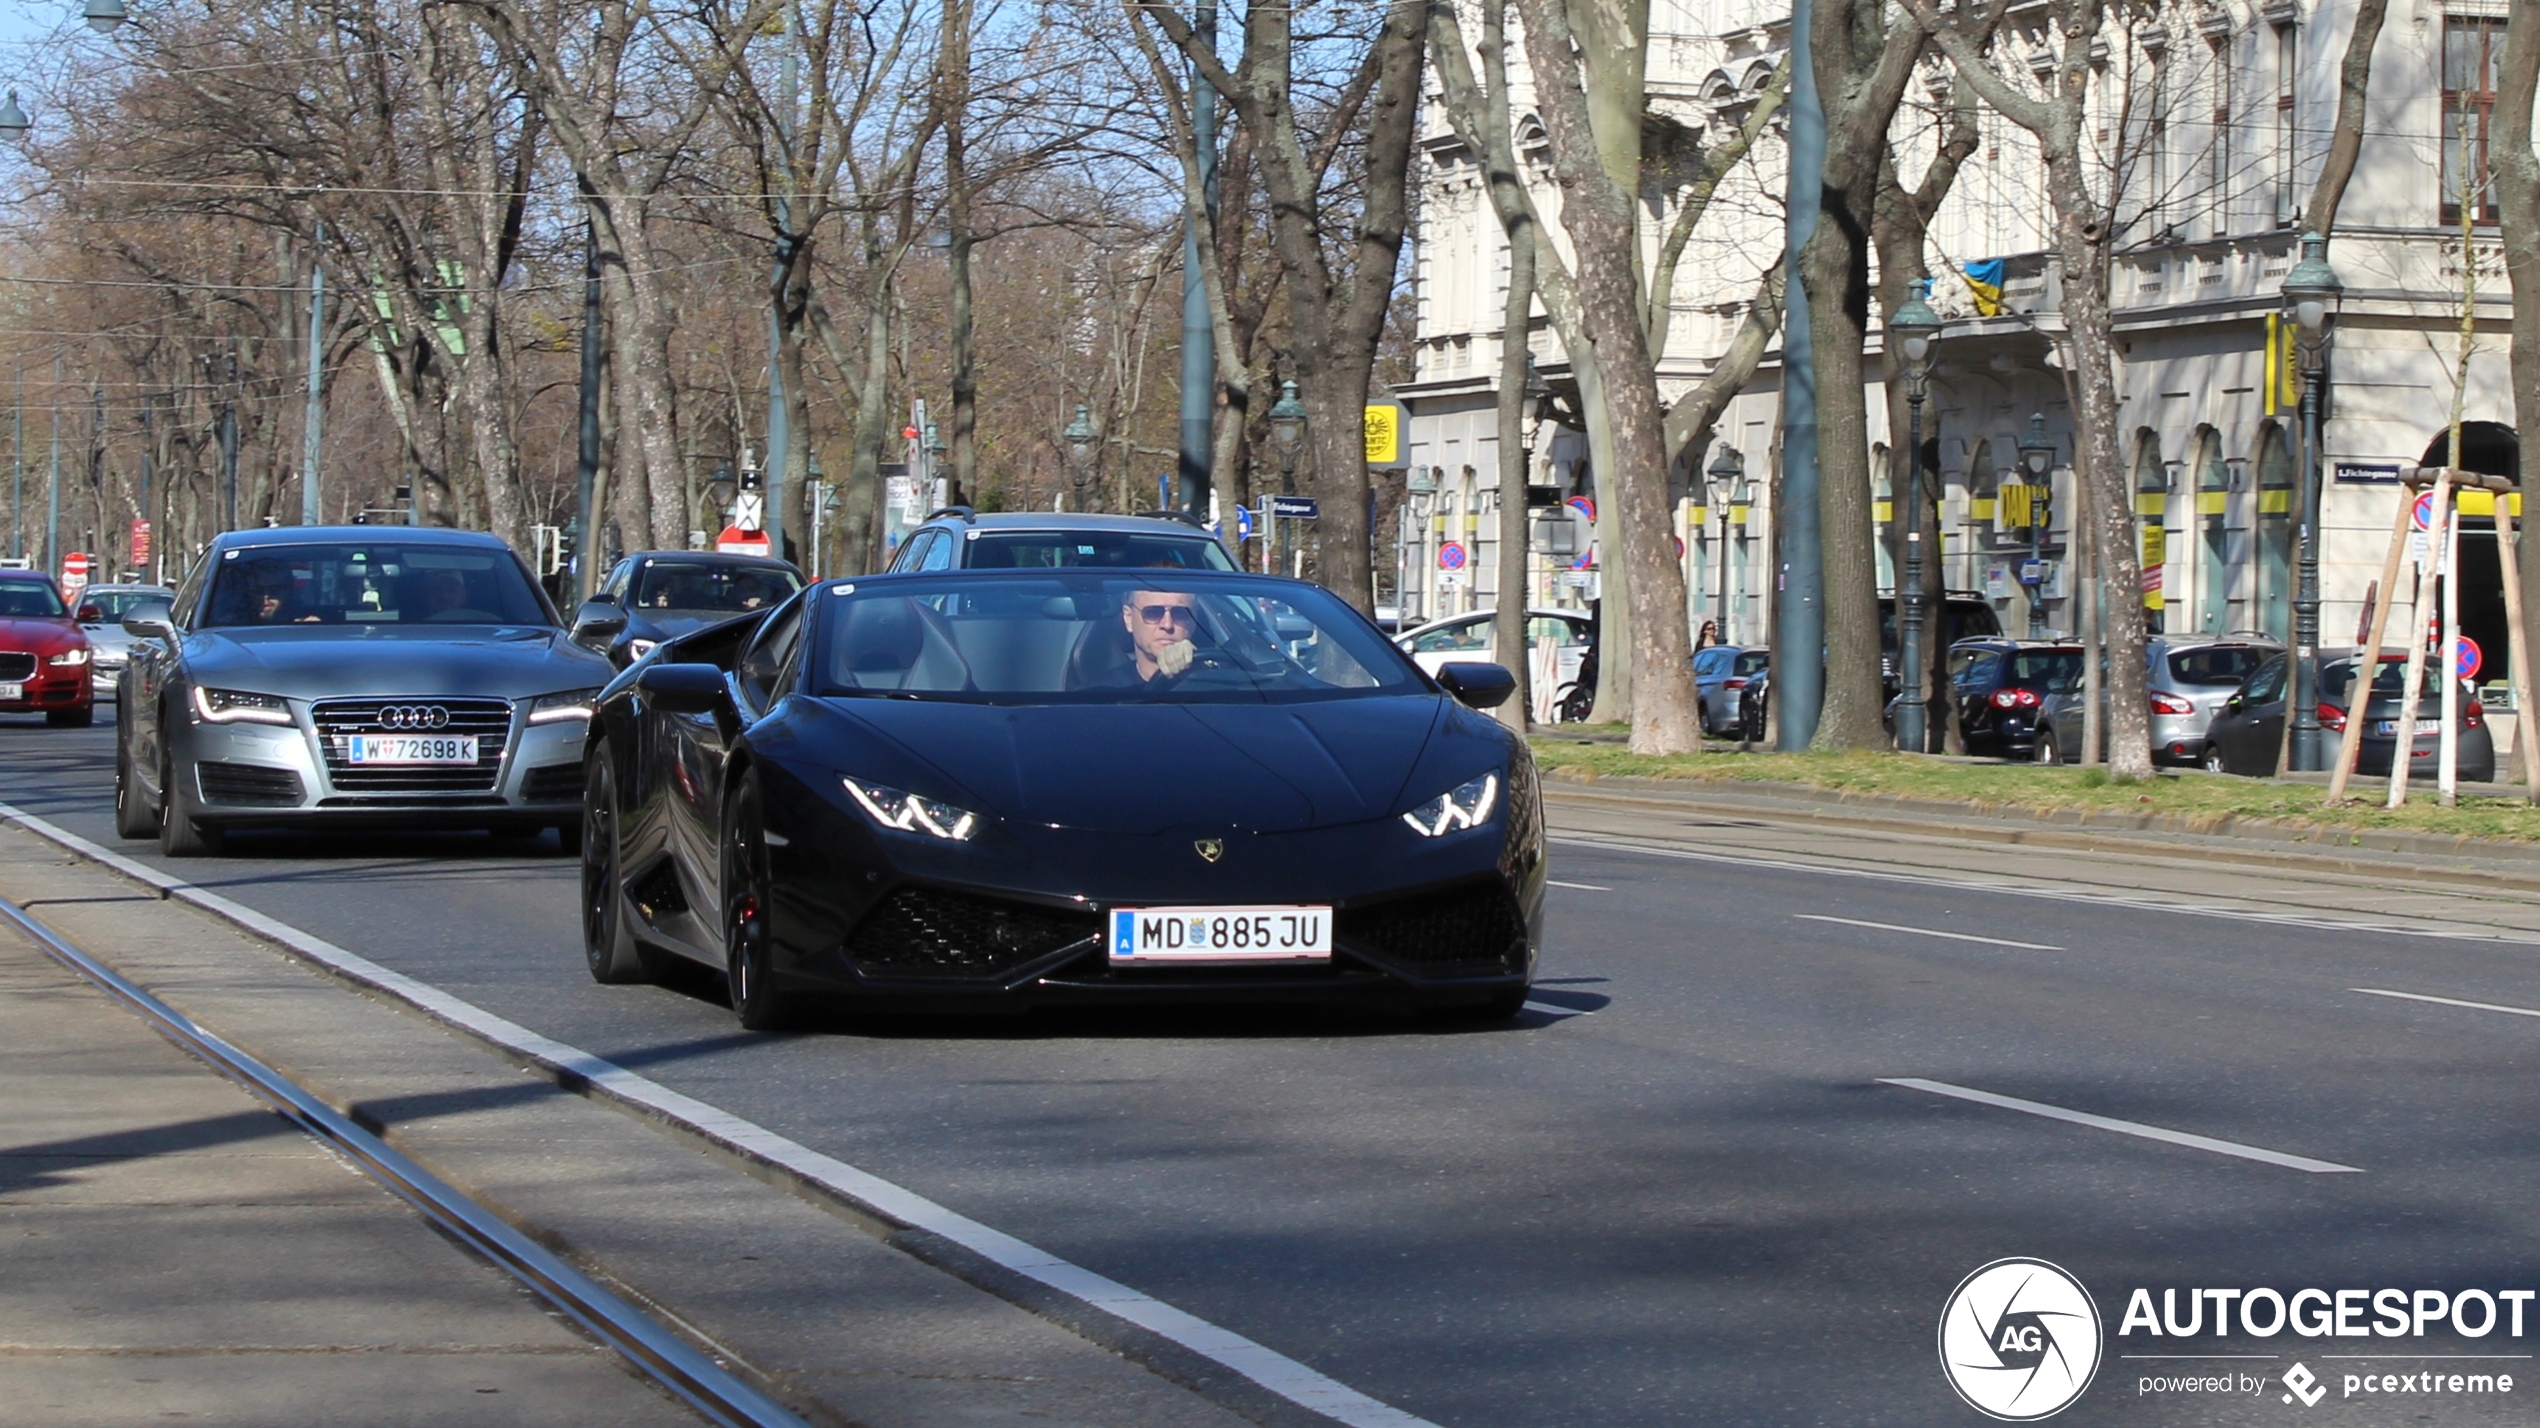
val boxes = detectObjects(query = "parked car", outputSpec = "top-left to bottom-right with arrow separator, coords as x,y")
570,551 -> 804,669
1738,665 -> 1771,743
112,527 -> 613,856
1941,639 -> 2084,759
2200,650 -> 2495,781
2032,633 -> 2282,765
1877,592 -> 2004,687
73,583 -> 176,699
887,509 -> 1237,572
0,569 -> 94,725
1693,644 -> 1769,736
1394,608 -> 1592,698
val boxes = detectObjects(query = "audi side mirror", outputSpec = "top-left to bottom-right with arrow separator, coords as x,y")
121,601 -> 176,643
1436,661 -> 1516,710
636,662 -> 726,715
573,599 -> 628,645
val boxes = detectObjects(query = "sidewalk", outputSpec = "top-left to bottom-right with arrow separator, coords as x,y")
0,906 -> 706,1428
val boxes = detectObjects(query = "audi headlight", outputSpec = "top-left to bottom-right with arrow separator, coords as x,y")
191,686 -> 293,725
47,647 -> 89,667
844,778 -> 980,841
1403,771 -> 1499,837
528,688 -> 600,724
626,638 -> 659,661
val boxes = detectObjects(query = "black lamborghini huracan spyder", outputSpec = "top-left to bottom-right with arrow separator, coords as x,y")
579,568 -> 1544,1028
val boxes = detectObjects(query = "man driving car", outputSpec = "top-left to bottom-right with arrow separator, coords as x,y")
1081,587 -> 1202,687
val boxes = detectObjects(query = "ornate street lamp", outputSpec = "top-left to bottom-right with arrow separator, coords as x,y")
1267,379 -> 1307,575
83,0 -> 128,34
1707,443 -> 1746,644
1889,278 -> 1942,754
0,92 -> 29,138
2281,231 -> 2344,771
1062,402 -> 1097,508
2018,414 -> 2056,638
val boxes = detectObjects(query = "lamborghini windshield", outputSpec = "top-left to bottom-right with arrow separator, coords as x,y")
814,572 -> 1425,704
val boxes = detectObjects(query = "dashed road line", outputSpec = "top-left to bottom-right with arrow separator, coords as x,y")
1877,1077 -> 2364,1174
2351,987 -> 2540,1020
1791,913 -> 2061,950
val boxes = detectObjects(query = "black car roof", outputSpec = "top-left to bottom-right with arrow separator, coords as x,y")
624,550 -> 802,573
929,512 -> 1218,537
213,525 -> 513,550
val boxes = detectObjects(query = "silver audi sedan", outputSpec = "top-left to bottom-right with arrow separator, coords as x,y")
112,527 -> 612,856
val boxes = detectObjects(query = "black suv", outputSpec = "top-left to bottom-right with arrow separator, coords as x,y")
888,510 -> 1237,572
1941,639 -> 2084,758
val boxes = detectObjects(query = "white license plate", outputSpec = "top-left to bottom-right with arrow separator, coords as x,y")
1109,905 -> 1333,964
2373,720 -> 2399,736
346,734 -> 479,765
0,682 -> 19,701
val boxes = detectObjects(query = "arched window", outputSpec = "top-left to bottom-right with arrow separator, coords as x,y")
2192,428 -> 2230,633
2253,423 -> 2293,643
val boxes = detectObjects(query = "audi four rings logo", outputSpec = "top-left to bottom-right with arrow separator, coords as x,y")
376,705 -> 450,730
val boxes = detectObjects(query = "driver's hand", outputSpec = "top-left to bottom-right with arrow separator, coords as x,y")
1156,638 -> 1196,676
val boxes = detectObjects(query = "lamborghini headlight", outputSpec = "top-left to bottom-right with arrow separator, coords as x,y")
626,638 -> 659,662
844,778 -> 980,841
191,686 -> 293,725
1403,771 -> 1499,837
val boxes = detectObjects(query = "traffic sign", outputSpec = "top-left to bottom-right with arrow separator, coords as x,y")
2413,490 -> 2441,531
1437,542 -> 1467,571
1235,506 -> 1254,540
2456,636 -> 2484,681
1566,495 -> 1596,522
1672,535 -> 1685,558
1268,494 -> 1319,520
60,552 -> 92,593
715,525 -> 771,556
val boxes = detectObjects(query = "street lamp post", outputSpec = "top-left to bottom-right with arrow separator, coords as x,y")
1707,445 -> 1744,643
1889,278 -> 1942,754
1062,403 -> 1097,511
2018,415 -> 2055,639
2281,232 -> 2344,772
1267,379 -> 1307,577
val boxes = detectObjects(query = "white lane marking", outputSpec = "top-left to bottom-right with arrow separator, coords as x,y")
1550,832 -> 2540,946
1545,879 -> 1611,892
0,801 -> 1435,1428
1877,1077 -> 2362,1175
2352,987 -> 2540,1020
1791,913 -> 2061,951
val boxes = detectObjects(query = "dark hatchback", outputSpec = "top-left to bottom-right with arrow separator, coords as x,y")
571,552 -> 804,669
1943,639 -> 2084,758
2201,652 -> 2495,781
580,568 -> 1544,1026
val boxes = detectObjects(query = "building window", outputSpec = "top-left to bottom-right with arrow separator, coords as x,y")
2443,14 -> 2503,225
2273,24 -> 2297,227
2146,55 -> 2168,230
2209,37 -> 2232,237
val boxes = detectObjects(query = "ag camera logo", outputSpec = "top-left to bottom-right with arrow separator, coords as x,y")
1940,1258 -> 2103,1420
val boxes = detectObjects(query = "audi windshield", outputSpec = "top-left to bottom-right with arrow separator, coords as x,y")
202,543 -> 554,628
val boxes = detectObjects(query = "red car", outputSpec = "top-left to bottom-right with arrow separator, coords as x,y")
0,571 -> 95,726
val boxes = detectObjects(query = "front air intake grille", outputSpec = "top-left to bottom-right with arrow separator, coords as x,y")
521,763 -> 584,804
1338,880 -> 1527,974
196,761 -> 303,807
0,652 -> 34,681
845,887 -> 1101,980
312,696 -> 511,793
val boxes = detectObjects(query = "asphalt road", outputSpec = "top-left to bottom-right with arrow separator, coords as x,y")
9,707 -> 2540,1425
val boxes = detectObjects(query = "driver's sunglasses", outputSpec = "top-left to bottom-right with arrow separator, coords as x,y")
1137,603 -> 1195,626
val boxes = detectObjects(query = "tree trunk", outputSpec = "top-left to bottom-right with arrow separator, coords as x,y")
1494,219 -> 1538,733
1801,210 -> 1885,749
2497,5 -> 2540,780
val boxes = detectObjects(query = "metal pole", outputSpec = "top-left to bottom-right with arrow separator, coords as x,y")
220,356 -> 238,535
2289,350 -> 2326,770
1177,0 -> 1218,524
575,216 -> 603,601
10,367 -> 19,562
139,398 -> 151,582
1897,388 -> 1928,753
301,222 -> 325,526
46,358 -> 59,580
1775,0 -> 1826,749
2440,505 -> 2460,804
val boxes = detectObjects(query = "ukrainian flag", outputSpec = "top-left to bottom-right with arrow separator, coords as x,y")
1961,259 -> 2005,318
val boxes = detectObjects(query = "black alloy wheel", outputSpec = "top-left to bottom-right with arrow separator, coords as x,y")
2202,743 -> 2230,776
581,748 -> 650,985
113,729 -> 155,839
156,737 -> 221,858
722,772 -> 799,1031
